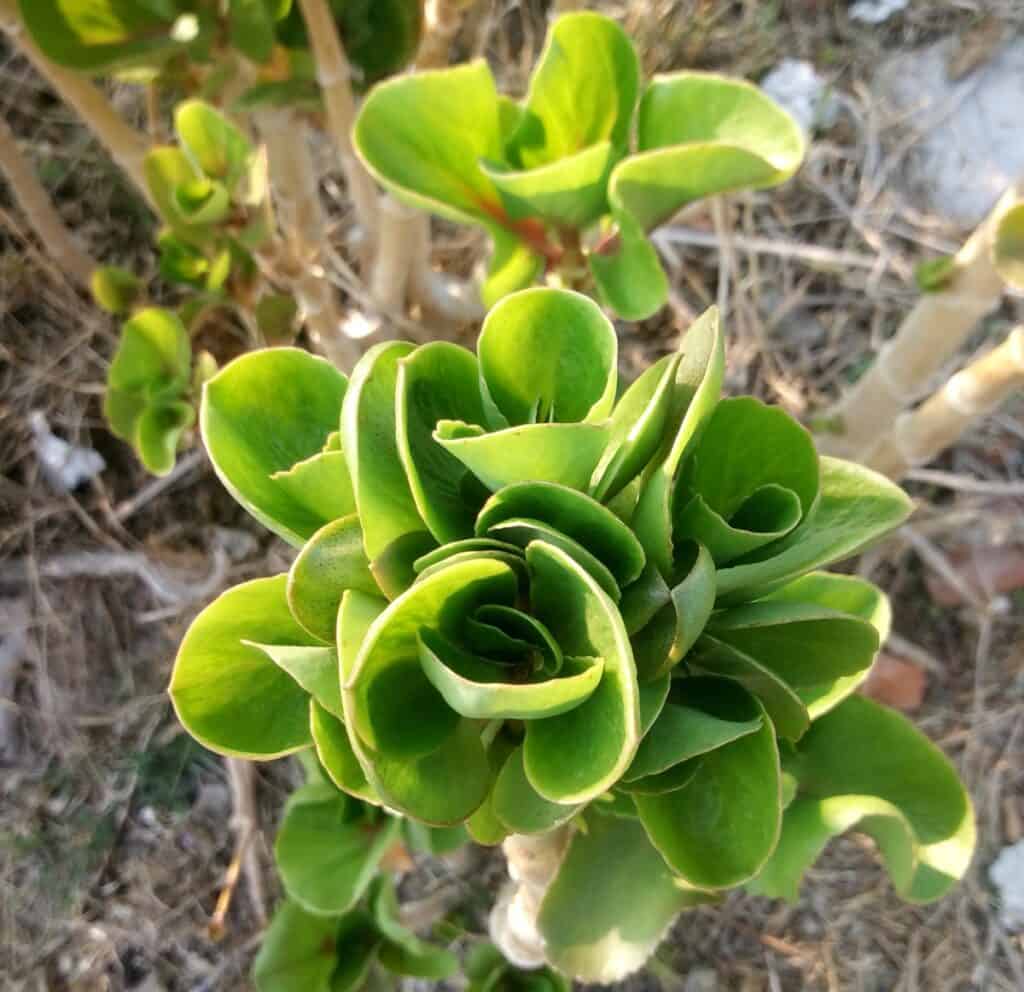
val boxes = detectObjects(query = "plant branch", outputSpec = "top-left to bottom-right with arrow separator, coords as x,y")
822,181 -> 1023,458
257,108 -> 359,371
0,113 -> 95,288
416,0 -> 471,70
295,0 -> 379,251
0,2 -> 151,201
864,326 -> 1024,481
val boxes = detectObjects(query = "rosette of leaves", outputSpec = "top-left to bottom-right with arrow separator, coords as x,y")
170,287 -> 974,982
104,306 -> 209,475
353,11 -> 804,318
142,99 -> 268,300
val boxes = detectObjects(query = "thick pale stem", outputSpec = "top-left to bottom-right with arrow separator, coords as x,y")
258,108 -> 359,371
0,114 -> 95,287
0,4 -> 150,201
824,182 -> 1022,458
864,326 -> 1024,480
416,0 -> 470,70
295,0 -> 379,249
369,195 -> 420,312
489,828 -> 571,970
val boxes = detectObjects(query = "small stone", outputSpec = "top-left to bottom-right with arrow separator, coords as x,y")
760,59 -> 840,135
989,839 -> 1024,930
685,967 -> 718,992
849,0 -> 908,25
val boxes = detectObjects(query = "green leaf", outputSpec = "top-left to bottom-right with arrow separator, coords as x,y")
522,542 -> 640,803
467,732 -> 517,846
309,700 -> 379,803
144,147 -> 203,233
481,142 -> 618,229
91,265 -> 143,314
170,575 -> 318,757
715,457 -> 914,603
769,695 -> 975,903
255,292 -> 300,343
538,813 -> 709,983
341,342 -> 424,560
993,201 -> 1024,289
624,676 -> 762,782
706,599 -> 879,694
175,100 -> 252,190
107,307 -> 191,398
914,256 -> 958,292
372,878 -> 459,979
252,900 -> 342,992
248,642 -> 341,718
395,342 -> 490,544
477,287 -> 617,426
419,629 -> 602,720
632,306 -> 724,575
328,909 -> 384,991
590,353 -> 681,502
760,571 -> 891,718
634,689 -> 780,889
592,73 -> 804,319
288,515 -> 380,643
157,233 -> 209,286
477,482 -> 646,589
275,783 -> 399,915
18,0 -> 182,73
135,399 -> 194,475
435,421 -> 611,493
508,12 -> 639,169
343,557 -> 509,823
269,449 -> 356,528
491,746 -> 581,834
201,348 -> 349,546
481,229 -> 544,307
172,177 -> 231,225
674,397 -> 819,564
230,0 -> 276,63
354,60 -> 505,228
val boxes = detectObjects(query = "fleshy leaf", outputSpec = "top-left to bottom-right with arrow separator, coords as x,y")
477,288 -> 617,426
491,746 -> 581,834
252,900 -> 346,992
372,878 -> 460,979
107,307 -> 191,400
419,629 -> 602,720
248,642 -> 342,718
169,575 -> 317,757
773,695 -> 975,903
538,813 -> 711,983
309,700 -> 379,803
477,482 -> 646,588
590,353 -> 681,503
135,399 -> 194,476
395,342 -> 490,544
353,60 -> 505,227
201,348 -> 349,546
288,515 -> 379,643
341,341 -> 424,560
343,559 -> 509,823
634,689 -> 780,889
175,100 -> 252,191
275,783 -> 399,916
522,542 -> 640,803
674,397 -> 819,564
760,571 -> 891,718
624,676 -> 763,782
229,0 -> 276,64
91,265 -> 142,315
435,421 -> 611,493
482,229 -> 544,307
715,457 -> 914,603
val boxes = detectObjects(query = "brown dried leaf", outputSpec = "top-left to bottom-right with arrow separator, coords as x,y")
861,653 -> 927,712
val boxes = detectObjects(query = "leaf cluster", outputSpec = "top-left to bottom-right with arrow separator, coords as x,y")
354,12 -> 805,318
170,288 -> 975,980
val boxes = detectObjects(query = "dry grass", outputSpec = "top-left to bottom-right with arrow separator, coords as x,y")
2,1 -> 1023,989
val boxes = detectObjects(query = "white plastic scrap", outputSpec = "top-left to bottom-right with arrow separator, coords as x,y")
29,410 -> 105,492
989,839 -> 1024,931
760,59 -> 840,134
850,0 -> 909,25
